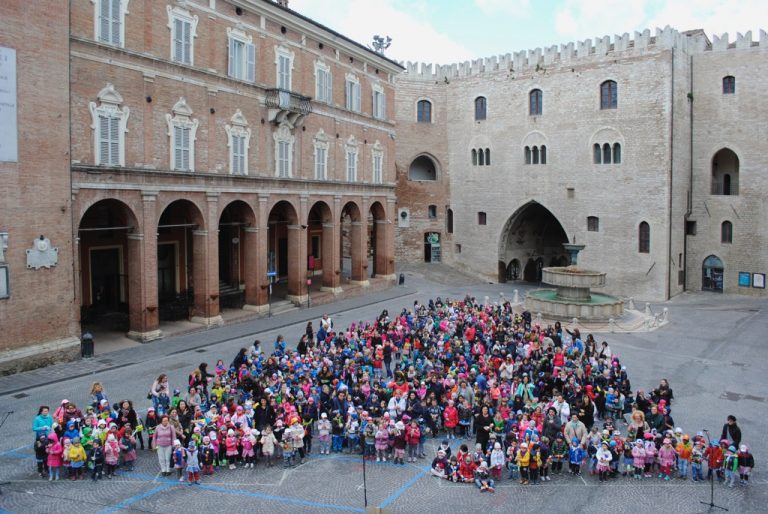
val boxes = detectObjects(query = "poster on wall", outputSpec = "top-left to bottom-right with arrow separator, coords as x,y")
0,47 -> 18,162
738,272 -> 751,287
753,273 -> 765,289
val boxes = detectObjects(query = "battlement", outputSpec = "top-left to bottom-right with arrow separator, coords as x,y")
401,27 -> 768,81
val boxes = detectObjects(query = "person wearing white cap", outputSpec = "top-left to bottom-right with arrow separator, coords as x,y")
317,413 -> 331,455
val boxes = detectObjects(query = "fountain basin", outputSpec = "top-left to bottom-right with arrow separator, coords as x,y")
526,288 -> 624,322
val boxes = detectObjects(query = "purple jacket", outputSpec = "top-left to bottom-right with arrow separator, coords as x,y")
153,424 -> 176,448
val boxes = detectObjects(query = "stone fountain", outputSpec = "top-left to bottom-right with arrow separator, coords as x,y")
525,240 -> 624,322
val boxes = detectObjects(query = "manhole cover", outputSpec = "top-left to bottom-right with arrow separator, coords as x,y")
13,393 -> 28,399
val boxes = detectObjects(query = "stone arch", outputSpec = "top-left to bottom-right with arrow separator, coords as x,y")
497,200 -> 569,283
711,148 -> 739,195
156,199 -> 210,322
340,200 -> 365,281
408,153 -> 440,181
521,130 -> 549,148
308,200 -> 335,289
368,201 -> 387,277
78,198 -> 142,335
217,200 -> 257,308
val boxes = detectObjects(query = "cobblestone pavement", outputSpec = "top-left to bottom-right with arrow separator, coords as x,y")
1,267 -> 767,513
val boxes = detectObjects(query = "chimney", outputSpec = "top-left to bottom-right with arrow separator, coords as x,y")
276,0 -> 289,7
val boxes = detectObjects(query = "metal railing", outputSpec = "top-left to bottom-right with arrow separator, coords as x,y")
265,88 -> 313,116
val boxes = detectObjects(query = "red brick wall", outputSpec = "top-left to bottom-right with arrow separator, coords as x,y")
0,0 -> 78,350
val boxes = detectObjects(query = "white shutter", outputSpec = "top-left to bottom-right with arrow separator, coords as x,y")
99,0 -> 110,42
173,19 -> 183,62
173,125 -> 182,169
181,127 -> 190,170
345,81 -> 352,110
110,0 -> 121,45
246,43 -> 256,82
228,38 -> 236,78
325,71 -> 332,103
182,21 -> 192,64
98,115 -> 109,164
316,71 -> 323,100
109,116 -> 120,165
355,84 -> 361,112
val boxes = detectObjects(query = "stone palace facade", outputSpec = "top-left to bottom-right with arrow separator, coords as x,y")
394,27 -> 768,302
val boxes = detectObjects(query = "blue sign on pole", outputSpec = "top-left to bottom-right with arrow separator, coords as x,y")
266,271 -> 277,277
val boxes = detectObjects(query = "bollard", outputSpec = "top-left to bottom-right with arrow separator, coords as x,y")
609,318 -> 615,333
513,289 -> 519,304
628,297 -> 635,310
645,303 -> 652,316
81,331 -> 94,358
662,307 -> 668,323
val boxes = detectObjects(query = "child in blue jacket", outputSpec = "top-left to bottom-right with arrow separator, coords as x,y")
568,438 -> 585,475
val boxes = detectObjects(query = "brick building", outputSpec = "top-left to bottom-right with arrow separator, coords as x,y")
1,0 -> 401,368
395,27 -> 768,300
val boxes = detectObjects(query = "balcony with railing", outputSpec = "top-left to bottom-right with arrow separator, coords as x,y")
265,88 -> 312,128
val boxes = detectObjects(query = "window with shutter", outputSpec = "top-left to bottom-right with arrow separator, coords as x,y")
278,54 -> 291,89
96,0 -> 124,46
373,154 -> 383,184
110,0 -> 121,45
246,43 -> 256,82
99,0 -> 111,43
168,7 -> 198,65
90,84 -> 129,167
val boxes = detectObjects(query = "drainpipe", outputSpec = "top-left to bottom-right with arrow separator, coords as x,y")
683,54 -> 694,292
666,49 -> 675,300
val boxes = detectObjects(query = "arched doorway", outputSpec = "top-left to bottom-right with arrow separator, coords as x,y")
308,201 -> 335,289
78,199 -> 139,333
369,201 -> 387,277
157,199 -> 207,321
498,201 -> 569,283
702,255 -> 724,292
340,201 -> 365,283
267,200 -> 300,301
218,201 -> 256,309
711,149 -> 739,195
424,232 -> 441,263
507,259 -> 521,281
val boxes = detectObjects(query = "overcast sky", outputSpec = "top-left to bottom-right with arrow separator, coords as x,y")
288,0 -> 767,64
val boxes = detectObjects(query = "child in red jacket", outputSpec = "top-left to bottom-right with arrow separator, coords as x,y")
459,455 -> 478,482
443,400 -> 459,440
405,419 -> 421,463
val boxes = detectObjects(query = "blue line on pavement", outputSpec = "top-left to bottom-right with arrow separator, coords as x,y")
97,484 -> 172,514
379,467 -> 429,509
195,483 -> 365,512
0,445 -> 31,457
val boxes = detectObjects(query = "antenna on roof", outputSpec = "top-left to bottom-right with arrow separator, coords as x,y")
372,35 -> 392,55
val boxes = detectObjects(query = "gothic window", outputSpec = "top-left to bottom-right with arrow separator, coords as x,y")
612,143 -> 621,164
417,100 -> 432,123
638,221 -> 650,253
722,76 -> 735,95
475,96 -> 487,120
447,208 -> 454,233
472,149 -> 478,166
485,148 -> 491,166
721,221 -> 733,244
593,143 -> 602,164
88,83 -> 129,167
532,146 -> 539,164
602,143 -> 611,164
225,110 -> 251,175
540,145 -> 547,164
165,97 -> 198,171
600,80 -> 617,109
525,146 -> 532,165
529,89 -> 542,115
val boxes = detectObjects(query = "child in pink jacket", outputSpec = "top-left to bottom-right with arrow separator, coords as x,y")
658,438 -> 676,480
46,433 -> 63,481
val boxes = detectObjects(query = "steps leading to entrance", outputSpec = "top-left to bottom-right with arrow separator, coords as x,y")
267,300 -> 299,316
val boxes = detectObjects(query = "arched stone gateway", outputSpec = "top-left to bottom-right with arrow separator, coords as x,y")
267,200 -> 302,303
218,201 -> 257,309
498,201 -> 569,282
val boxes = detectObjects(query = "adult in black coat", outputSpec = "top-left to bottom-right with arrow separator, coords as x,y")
720,415 -> 742,447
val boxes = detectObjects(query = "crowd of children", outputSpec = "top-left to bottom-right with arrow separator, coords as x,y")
30,297 -> 754,491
